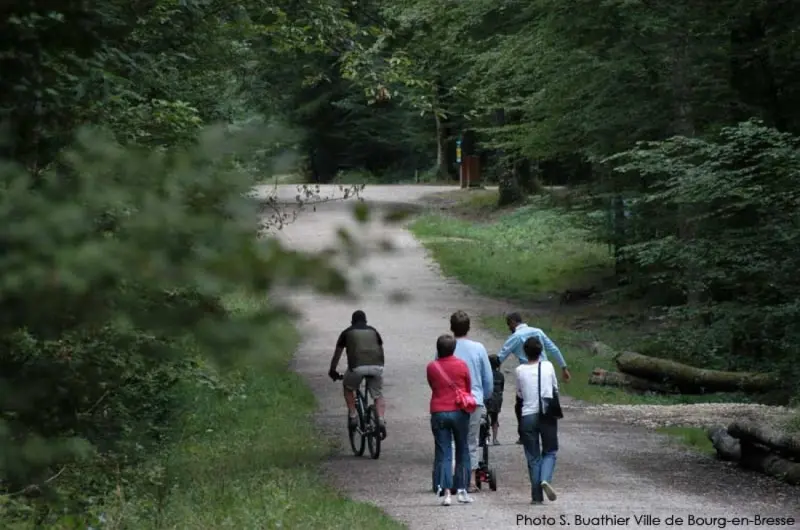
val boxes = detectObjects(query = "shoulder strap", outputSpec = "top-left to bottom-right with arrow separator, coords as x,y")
433,360 -> 457,390
537,361 -> 543,412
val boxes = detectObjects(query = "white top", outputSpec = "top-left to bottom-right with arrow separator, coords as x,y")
516,361 -> 558,417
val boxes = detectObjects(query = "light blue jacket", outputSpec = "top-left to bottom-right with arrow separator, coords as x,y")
435,338 -> 493,406
496,323 -> 567,368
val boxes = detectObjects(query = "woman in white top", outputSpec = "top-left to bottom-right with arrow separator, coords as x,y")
515,336 -> 559,504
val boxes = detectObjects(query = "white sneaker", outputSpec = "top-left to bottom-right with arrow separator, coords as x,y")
541,481 -> 557,501
442,490 -> 451,506
457,489 -> 474,503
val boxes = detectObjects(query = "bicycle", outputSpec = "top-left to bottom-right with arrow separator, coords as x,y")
333,372 -> 383,459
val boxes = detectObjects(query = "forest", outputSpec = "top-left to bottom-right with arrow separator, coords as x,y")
1,0 -> 799,526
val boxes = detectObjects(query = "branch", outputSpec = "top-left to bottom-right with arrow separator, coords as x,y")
1,466 -> 67,498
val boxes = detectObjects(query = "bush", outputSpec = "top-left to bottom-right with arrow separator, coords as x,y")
607,120 -> 800,400
0,125 -> 350,524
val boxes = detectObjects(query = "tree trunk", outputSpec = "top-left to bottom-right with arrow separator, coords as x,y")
671,27 -> 705,311
613,193 -> 627,283
589,368 -> 678,393
494,108 -> 525,206
434,112 -> 448,179
738,441 -> 800,485
614,351 -> 779,393
727,420 -> 800,459
707,426 -> 742,461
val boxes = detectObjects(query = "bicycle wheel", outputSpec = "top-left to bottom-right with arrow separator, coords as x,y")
349,393 -> 366,456
367,405 -> 381,459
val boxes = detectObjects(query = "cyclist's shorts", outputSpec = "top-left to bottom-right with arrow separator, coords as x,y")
343,365 -> 384,398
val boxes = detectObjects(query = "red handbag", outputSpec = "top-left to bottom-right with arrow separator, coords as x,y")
433,361 -> 477,414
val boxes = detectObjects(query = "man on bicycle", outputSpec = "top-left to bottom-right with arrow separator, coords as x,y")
328,310 -> 387,437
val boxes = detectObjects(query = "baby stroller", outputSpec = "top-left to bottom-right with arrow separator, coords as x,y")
474,411 -> 497,490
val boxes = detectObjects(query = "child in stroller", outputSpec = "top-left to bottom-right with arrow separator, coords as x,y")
485,354 -> 504,445
475,355 -> 503,491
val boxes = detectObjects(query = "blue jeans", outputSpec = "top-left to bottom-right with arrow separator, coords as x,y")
431,410 -> 471,493
519,413 -> 558,502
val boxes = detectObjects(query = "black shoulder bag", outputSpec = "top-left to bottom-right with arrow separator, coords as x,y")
538,361 -> 564,421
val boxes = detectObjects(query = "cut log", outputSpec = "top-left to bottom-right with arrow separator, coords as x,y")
728,420 -> 800,459
614,351 -> 779,393
590,341 -> 617,359
589,368 -> 678,393
706,426 -> 741,462
739,441 -> 800,485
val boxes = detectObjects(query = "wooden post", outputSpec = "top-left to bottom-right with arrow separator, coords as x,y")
466,155 -> 481,187
460,131 -> 480,188
456,137 -> 465,188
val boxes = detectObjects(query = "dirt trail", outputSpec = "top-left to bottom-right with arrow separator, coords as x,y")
262,184 -> 800,530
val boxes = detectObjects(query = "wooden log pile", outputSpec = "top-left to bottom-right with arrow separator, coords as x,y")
706,420 -> 800,486
586,342 -> 779,395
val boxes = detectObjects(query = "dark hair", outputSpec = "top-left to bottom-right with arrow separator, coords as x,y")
506,312 -> 523,325
450,310 -> 470,337
523,336 -> 543,360
489,354 -> 501,370
436,334 -> 457,358
351,310 -> 367,324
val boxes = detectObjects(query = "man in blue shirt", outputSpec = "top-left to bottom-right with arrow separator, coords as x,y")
435,310 -> 493,494
496,312 -> 571,443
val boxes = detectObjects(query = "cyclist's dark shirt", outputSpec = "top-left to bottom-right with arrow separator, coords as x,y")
336,322 -> 384,369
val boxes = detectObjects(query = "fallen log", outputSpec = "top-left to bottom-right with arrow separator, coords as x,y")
589,341 -> 617,359
739,441 -> 800,486
614,351 -> 778,393
706,426 -> 741,462
728,420 -> 800,459
589,368 -> 678,393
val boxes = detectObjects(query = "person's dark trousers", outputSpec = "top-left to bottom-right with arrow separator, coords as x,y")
431,410 -> 471,494
518,413 -> 559,502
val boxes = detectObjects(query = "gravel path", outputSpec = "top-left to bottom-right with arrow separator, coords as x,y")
263,184 -> 800,530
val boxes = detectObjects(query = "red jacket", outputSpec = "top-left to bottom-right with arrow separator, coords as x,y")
427,356 -> 471,413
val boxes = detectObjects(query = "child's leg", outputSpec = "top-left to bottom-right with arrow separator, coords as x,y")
490,411 -> 499,442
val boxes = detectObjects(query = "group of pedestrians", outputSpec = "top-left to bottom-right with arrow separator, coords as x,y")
426,310 -> 569,506
327,308 -> 570,507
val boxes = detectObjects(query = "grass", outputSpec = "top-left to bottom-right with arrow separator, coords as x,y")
785,413 -> 800,434
87,295 -> 405,530
409,194 -> 612,299
656,426 -> 716,456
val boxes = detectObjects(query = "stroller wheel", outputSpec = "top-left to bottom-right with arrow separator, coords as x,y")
488,468 -> 497,491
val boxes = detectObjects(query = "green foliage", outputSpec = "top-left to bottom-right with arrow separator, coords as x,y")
656,427 -> 716,456
607,120 -> 800,398
0,126 -> 355,524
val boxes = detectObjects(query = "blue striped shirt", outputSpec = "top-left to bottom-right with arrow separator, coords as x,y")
496,324 -> 567,368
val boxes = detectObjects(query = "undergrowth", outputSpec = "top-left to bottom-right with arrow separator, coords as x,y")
409,194 -> 612,298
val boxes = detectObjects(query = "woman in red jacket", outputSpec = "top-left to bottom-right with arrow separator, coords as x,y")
426,334 -> 473,506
